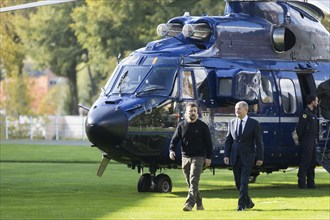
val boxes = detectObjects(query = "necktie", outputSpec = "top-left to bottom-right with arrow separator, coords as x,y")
238,119 -> 243,137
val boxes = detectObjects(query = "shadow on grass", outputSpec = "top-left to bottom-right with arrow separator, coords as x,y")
205,208 -> 330,212
171,183 -> 330,199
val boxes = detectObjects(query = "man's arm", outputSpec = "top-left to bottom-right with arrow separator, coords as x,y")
169,123 -> 181,160
224,120 -> 233,165
296,113 -> 307,140
204,123 -> 213,159
254,120 -> 264,165
203,123 -> 213,167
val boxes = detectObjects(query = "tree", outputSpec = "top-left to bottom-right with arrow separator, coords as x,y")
0,0 -> 33,116
1,74 -> 32,116
71,0 -> 184,104
18,1 -> 84,115
0,0 -> 28,78
38,82 -> 67,115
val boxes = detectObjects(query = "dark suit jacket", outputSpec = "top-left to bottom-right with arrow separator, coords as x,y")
224,117 -> 264,166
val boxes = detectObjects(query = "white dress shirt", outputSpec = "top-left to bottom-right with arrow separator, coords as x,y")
236,115 -> 248,136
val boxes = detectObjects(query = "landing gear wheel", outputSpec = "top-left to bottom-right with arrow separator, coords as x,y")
137,173 -> 151,192
155,174 -> 172,193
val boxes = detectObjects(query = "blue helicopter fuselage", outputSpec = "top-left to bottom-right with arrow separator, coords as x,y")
85,1 -> 330,176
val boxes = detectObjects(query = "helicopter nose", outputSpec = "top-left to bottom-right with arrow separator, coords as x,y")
85,107 -> 128,146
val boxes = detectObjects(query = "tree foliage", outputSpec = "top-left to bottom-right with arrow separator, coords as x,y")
0,0 -> 29,77
0,0 -> 32,116
1,74 -> 32,116
38,82 -> 67,115
18,2 -> 85,115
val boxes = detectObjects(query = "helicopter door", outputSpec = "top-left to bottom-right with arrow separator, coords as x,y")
180,67 -> 210,101
181,70 -> 195,99
179,68 -> 211,124
297,73 -> 316,109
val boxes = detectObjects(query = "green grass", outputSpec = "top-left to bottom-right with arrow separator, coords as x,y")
0,143 -> 329,220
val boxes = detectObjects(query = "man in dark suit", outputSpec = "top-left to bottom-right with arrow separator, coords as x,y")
224,101 -> 264,211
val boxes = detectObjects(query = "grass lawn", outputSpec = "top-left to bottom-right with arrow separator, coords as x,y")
0,143 -> 329,220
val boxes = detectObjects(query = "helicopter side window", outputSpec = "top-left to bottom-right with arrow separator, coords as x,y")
195,69 -> 210,100
280,78 -> 297,114
182,71 -> 194,99
218,78 -> 232,96
260,78 -> 274,103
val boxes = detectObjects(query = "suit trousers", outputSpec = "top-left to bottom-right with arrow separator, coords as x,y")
233,156 -> 253,207
182,156 -> 204,207
298,136 -> 316,187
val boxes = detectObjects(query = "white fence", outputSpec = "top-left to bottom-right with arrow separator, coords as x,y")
1,115 -> 87,140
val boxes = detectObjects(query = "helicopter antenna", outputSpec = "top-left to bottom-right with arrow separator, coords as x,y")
116,53 -> 122,64
0,0 -> 76,13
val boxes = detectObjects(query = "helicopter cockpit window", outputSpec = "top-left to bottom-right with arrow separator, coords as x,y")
260,78 -> 274,103
280,78 -> 297,114
195,69 -> 210,100
138,66 -> 177,96
182,71 -> 194,99
111,66 -> 150,94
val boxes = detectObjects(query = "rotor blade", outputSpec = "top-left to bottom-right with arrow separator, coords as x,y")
97,155 -> 111,177
0,0 -> 76,13
167,0 -> 200,8
308,0 -> 330,14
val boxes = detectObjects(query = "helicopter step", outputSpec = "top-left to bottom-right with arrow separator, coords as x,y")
97,154 -> 111,177
137,166 -> 172,193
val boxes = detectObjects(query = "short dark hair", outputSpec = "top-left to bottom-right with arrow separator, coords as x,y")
187,102 -> 198,109
185,102 -> 199,113
306,94 -> 317,105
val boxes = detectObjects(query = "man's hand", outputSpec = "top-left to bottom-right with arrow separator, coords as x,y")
256,160 -> 263,166
204,159 -> 211,167
169,150 -> 176,160
224,157 -> 229,165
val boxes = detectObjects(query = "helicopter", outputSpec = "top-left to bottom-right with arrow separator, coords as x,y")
1,0 -> 329,193
83,0 -> 330,192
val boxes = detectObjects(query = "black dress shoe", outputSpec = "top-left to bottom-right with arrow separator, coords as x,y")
237,206 -> 245,211
247,202 -> 255,209
307,185 -> 316,189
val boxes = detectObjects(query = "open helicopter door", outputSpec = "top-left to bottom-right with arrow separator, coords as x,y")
297,73 -> 317,108
316,80 -> 330,173
296,73 -> 330,173
297,72 -> 330,173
